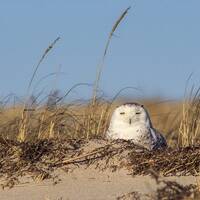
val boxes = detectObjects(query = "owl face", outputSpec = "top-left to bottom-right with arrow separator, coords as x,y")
110,103 -> 152,127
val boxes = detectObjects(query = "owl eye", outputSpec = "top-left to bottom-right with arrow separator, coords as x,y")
120,112 -> 125,115
136,112 -> 141,115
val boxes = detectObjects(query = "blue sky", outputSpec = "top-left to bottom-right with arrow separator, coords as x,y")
0,0 -> 200,100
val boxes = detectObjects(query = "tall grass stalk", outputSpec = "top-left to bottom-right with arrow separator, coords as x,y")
18,37 -> 60,142
84,7 -> 131,139
27,37 -> 60,95
92,7 -> 131,105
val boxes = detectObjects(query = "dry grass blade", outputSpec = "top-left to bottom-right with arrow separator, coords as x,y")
27,37 -> 60,95
104,6 -> 131,57
93,6 -> 131,104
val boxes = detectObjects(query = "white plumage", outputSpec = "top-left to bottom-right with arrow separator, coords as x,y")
106,102 -> 167,150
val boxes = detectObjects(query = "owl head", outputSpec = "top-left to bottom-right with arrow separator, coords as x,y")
109,102 -> 153,128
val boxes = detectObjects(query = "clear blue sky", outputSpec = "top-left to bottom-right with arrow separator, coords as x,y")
1,0 -> 200,101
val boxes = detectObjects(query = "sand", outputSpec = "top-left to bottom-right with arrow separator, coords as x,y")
0,139 -> 199,200
0,167 -> 198,200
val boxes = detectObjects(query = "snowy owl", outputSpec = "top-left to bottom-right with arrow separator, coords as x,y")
106,102 -> 167,150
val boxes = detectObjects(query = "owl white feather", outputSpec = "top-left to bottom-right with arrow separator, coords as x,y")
106,103 -> 167,150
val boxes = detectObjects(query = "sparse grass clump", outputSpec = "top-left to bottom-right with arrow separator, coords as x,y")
179,86 -> 200,147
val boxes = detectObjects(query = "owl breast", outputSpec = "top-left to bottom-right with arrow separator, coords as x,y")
107,123 -> 150,140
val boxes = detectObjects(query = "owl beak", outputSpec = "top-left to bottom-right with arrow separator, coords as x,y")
129,119 -> 132,125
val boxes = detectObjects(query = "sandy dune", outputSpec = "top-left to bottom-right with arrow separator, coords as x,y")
0,168 -> 198,200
